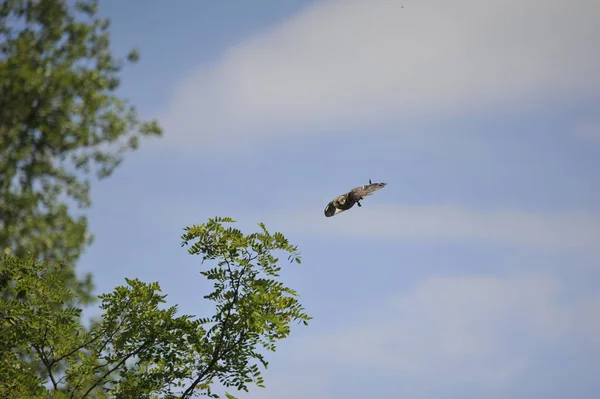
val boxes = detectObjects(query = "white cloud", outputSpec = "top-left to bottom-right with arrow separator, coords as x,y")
264,204 -> 600,253
238,274 -> 600,397
161,0 -> 600,148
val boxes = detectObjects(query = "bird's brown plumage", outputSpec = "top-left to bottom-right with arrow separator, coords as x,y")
324,181 -> 387,217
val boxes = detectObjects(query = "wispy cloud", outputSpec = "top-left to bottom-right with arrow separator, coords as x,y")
160,0 -> 600,148
263,204 -> 600,253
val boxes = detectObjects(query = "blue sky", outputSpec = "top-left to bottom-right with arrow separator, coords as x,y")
77,1 -> 600,398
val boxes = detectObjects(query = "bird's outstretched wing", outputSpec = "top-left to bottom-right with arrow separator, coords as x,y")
348,182 -> 387,202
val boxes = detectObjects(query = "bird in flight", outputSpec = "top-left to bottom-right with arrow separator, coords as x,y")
324,180 -> 387,217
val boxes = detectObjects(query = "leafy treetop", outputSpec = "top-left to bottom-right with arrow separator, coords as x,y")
0,217 -> 311,399
0,0 -> 162,303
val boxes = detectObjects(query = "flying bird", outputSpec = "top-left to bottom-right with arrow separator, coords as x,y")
324,180 -> 387,217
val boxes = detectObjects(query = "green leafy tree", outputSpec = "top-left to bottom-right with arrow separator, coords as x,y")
0,0 -> 162,304
0,217 -> 311,398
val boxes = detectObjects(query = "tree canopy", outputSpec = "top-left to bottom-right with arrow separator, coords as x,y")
0,0 -> 162,304
0,217 -> 311,398
0,2 -> 311,397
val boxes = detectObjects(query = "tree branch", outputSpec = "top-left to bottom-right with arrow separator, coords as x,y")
68,317 -> 128,399
52,329 -> 103,364
31,343 -> 59,391
180,257 -> 245,399
80,342 -> 149,399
